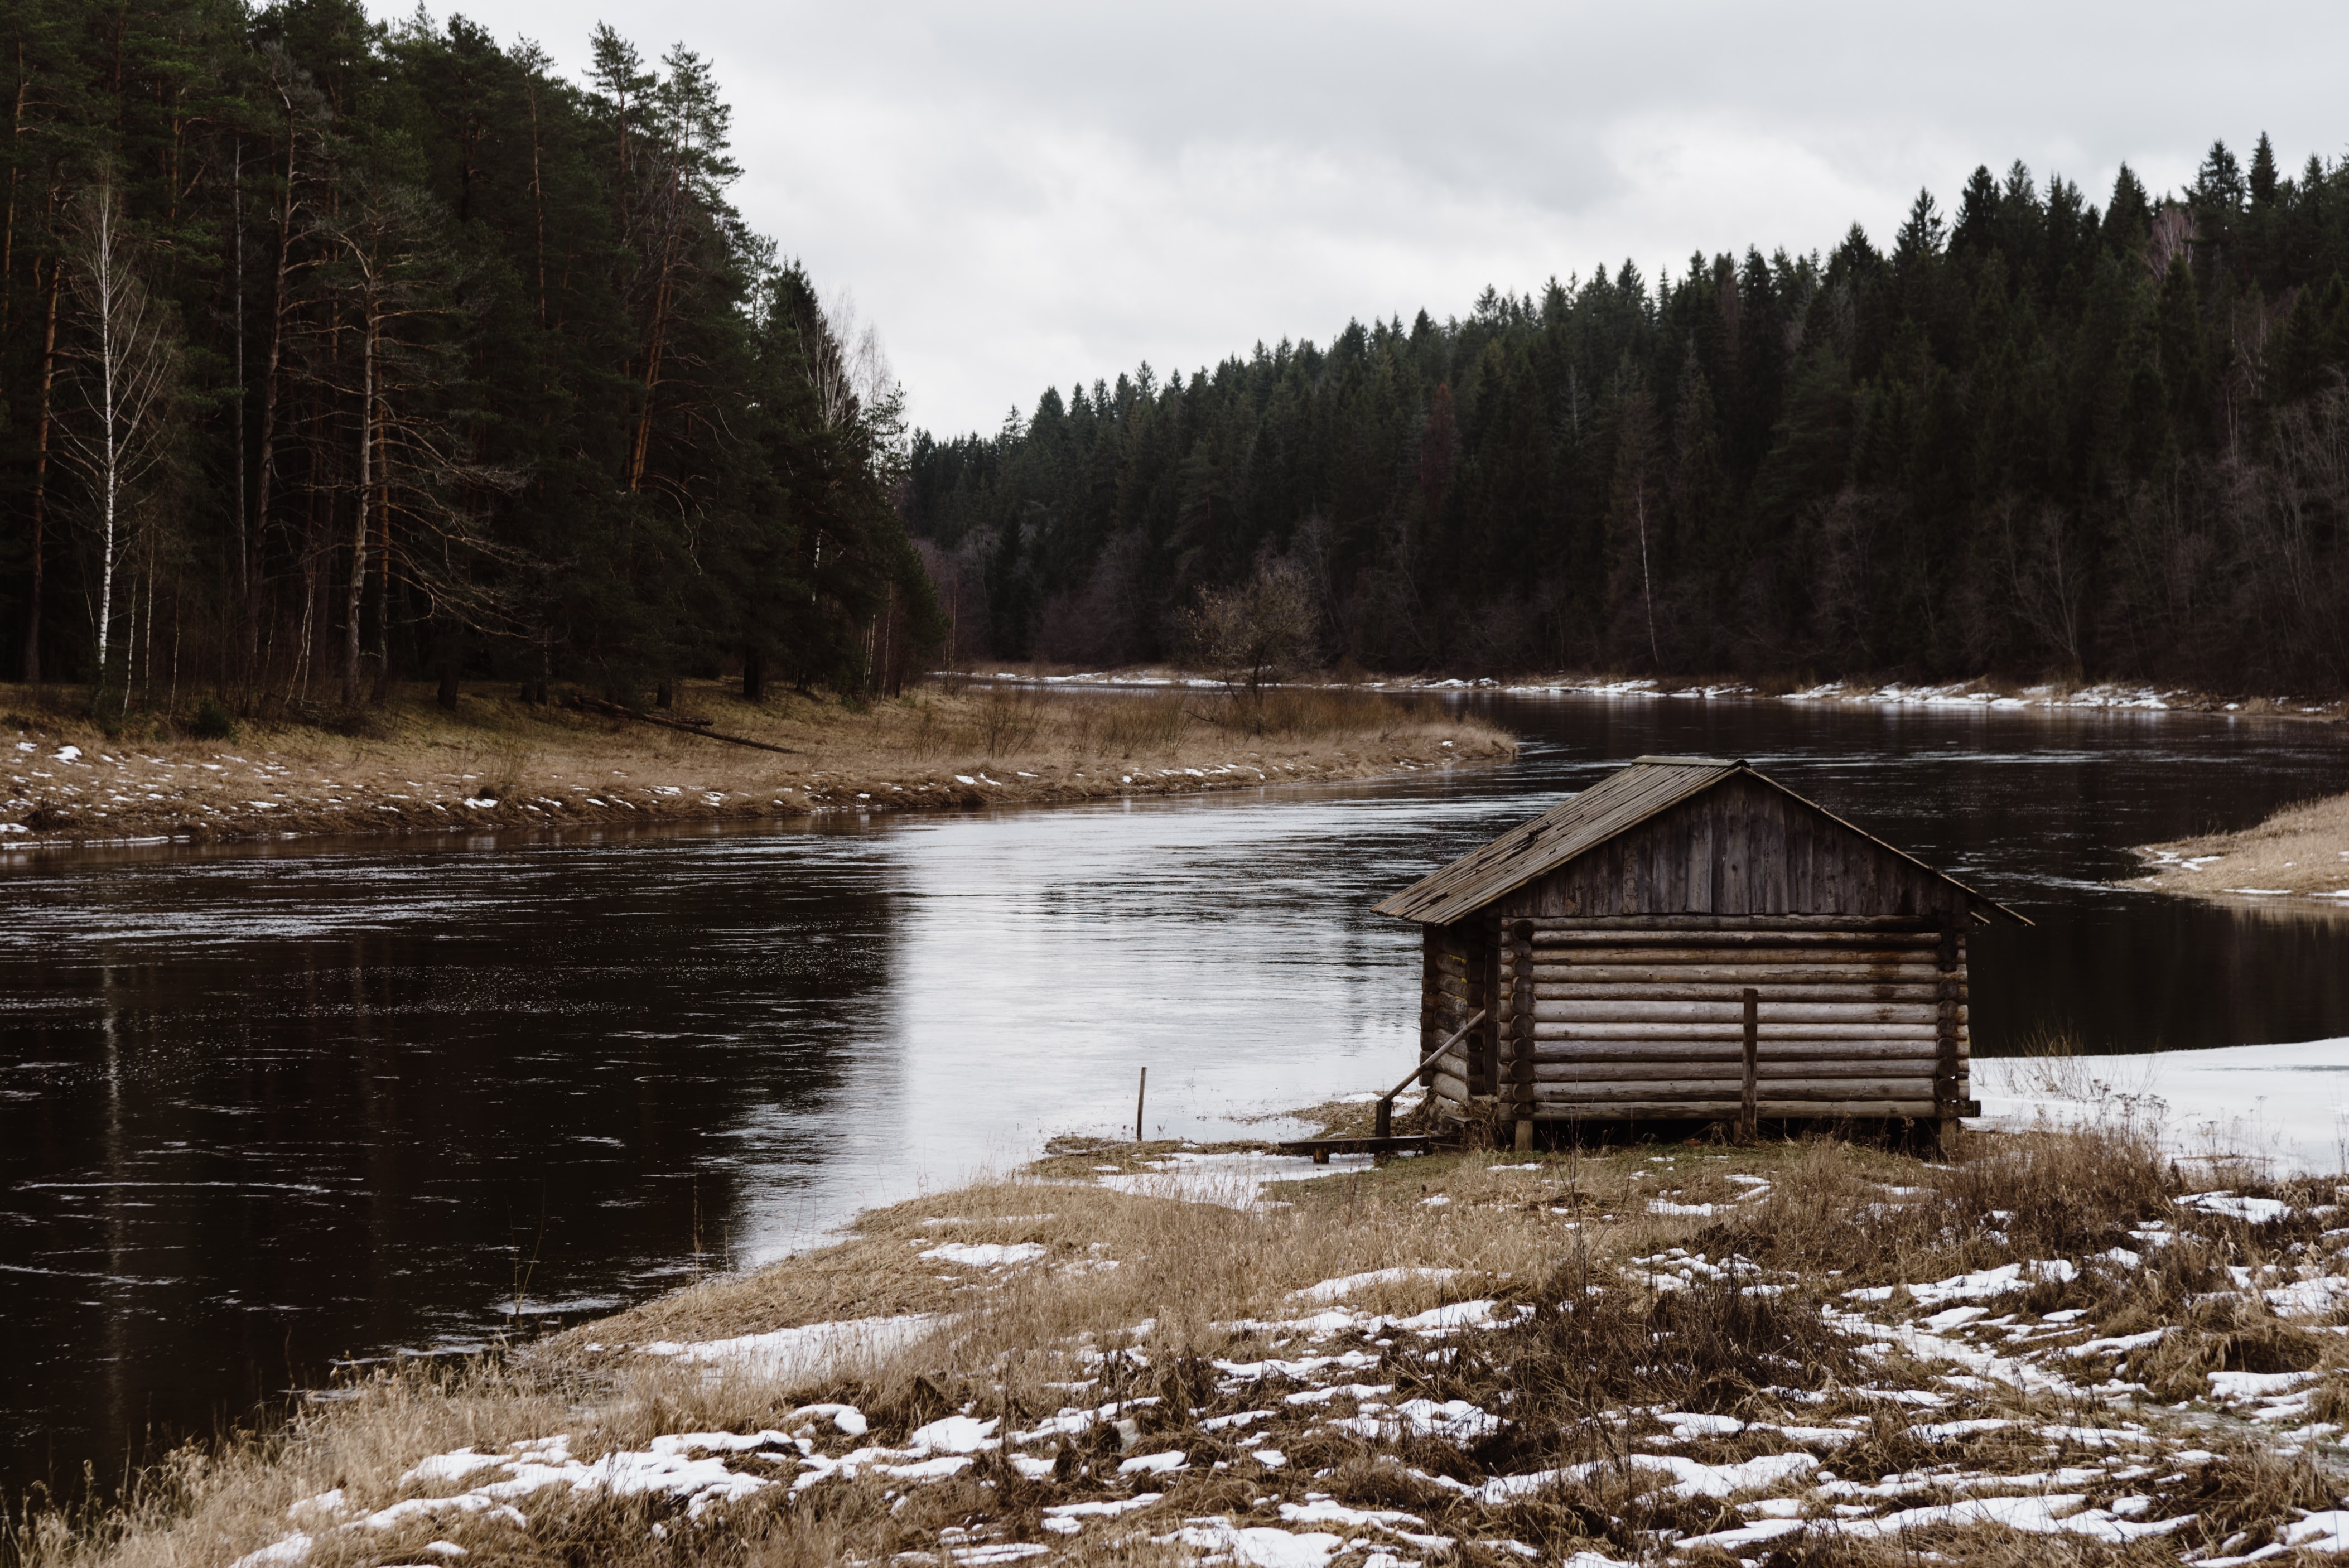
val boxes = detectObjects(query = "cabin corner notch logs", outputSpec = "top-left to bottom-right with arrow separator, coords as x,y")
1376,756 -> 2028,1146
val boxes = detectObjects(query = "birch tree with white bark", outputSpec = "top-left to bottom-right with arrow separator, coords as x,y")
54,168 -> 181,710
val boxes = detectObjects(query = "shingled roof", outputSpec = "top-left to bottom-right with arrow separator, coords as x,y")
1372,755 -> 2025,927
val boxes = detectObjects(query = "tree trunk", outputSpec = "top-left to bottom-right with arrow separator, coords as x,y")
372,374 -> 390,705
741,644 -> 763,702
93,190 -> 123,704
526,80 -> 547,327
344,308 -> 372,708
625,164 -> 684,492
250,117 -> 299,687
3,46 -> 26,336
232,135 -> 247,636
21,243 -> 59,683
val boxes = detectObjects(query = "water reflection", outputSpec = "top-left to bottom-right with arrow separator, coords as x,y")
5,693 -> 2349,1490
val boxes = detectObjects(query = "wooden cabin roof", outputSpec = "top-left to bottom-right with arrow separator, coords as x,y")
1372,756 -> 2027,927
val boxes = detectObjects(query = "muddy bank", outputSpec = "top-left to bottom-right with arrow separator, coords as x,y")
0,681 -> 1515,850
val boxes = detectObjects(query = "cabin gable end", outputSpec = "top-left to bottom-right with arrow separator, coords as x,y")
1494,771 -> 1971,920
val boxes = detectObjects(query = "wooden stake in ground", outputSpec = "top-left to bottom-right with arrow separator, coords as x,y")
1135,1066 -> 1146,1142
1739,987 -> 1759,1143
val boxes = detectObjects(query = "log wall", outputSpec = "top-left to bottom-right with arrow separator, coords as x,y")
1423,919 -> 1494,1114
1423,915 -> 1969,1122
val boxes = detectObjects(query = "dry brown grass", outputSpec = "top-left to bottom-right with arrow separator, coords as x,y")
22,1120 -> 2349,1568
2129,788 -> 2349,902
0,680 -> 1513,847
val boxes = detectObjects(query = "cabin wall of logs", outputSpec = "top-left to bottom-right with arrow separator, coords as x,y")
1422,915 -> 1969,1122
1390,760 -> 2011,1134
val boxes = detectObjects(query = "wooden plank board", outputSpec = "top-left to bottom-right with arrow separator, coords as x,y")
1532,1021 -> 1943,1042
1532,964 -> 1955,985
1537,928 -> 1943,940
1537,981 -> 1961,1002
1534,1000 -> 1951,1025
1531,914 -> 1945,930
1530,1039 -> 1956,1063
1531,943 -> 1935,967
1531,1099 -> 1943,1120
1532,1060 -> 1935,1083
1531,1078 -> 1944,1103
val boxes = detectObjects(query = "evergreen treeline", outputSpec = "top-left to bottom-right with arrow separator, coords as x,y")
908,141 -> 2349,688
1,0 -> 941,715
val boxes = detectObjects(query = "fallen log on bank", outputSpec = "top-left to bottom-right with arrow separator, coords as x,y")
563,694 -> 803,755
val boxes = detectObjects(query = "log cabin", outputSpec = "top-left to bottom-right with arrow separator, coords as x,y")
1373,755 -> 2027,1149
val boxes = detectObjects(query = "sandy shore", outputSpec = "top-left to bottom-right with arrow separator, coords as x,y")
2128,790 -> 2349,905
0,681 -> 1514,850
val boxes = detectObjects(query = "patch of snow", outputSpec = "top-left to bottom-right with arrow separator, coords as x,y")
2181,1191 -> 2292,1224
230,1533 -> 312,1568
1157,1521 -> 1348,1568
639,1313 -> 936,1381
907,1415 -> 1000,1453
1845,1259 -> 2077,1307
1097,1150 -> 1369,1209
2208,1369 -> 2321,1401
919,1242 -> 1046,1267
1039,1492 -> 1164,1533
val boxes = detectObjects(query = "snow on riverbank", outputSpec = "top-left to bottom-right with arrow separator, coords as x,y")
1977,1039 -> 2349,1176
968,668 -> 2347,719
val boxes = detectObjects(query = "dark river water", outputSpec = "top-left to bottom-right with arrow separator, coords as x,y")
7,692 -> 2349,1493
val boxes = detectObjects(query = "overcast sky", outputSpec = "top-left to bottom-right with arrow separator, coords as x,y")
370,1 -> 2348,439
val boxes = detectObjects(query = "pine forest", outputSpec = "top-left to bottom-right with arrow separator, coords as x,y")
7,1 -> 2349,710
0,0 -> 941,718
907,142 -> 2349,690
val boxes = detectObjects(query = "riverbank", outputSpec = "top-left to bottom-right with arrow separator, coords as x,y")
40,1099 -> 2349,1568
981,663 -> 2349,721
0,682 -> 1514,850
2129,789 -> 2349,906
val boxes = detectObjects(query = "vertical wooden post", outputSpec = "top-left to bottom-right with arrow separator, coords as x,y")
1935,916 -> 1962,1156
1419,928 -> 1439,1089
1510,920 -> 1535,1151
1135,1065 -> 1147,1143
1739,987 -> 1758,1143
1468,924 -> 1492,1098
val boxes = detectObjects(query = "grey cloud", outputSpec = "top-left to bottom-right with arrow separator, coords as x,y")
383,1 -> 2349,432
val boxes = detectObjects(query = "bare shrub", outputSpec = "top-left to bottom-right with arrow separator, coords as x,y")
1179,557 -> 1321,693
1095,693 -> 1191,755
1211,686 -> 1400,740
974,687 -> 1040,758
477,739 -> 533,804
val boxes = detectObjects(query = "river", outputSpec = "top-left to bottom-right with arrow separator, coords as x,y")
6,692 -> 2349,1491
